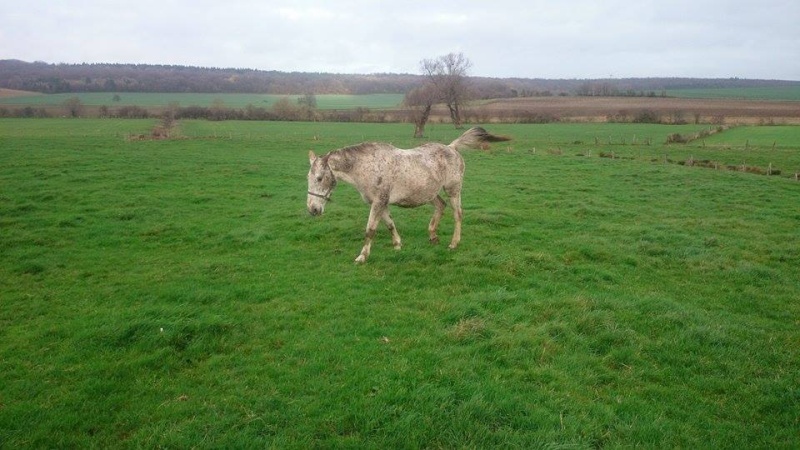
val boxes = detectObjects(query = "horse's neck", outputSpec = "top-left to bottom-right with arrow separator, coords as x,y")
332,169 -> 357,186
327,151 -> 358,185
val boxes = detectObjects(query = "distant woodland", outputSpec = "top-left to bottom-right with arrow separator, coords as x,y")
2,59 -> 798,98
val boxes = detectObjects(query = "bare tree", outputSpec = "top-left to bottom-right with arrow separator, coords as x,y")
62,97 -> 83,118
272,96 -> 301,120
403,84 -> 437,138
298,93 -> 317,109
421,52 -> 472,128
210,98 -> 227,121
297,93 -> 318,121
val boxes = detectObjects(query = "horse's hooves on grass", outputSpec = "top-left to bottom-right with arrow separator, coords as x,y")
430,237 -> 440,245
355,255 -> 367,264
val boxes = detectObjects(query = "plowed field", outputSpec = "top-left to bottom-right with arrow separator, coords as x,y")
466,96 -> 800,124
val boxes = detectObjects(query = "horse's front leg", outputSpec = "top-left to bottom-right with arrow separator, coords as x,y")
355,201 -> 385,264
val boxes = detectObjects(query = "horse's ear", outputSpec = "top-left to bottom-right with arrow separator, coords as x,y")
308,150 -> 317,164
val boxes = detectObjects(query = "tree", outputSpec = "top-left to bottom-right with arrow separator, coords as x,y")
163,101 -> 180,128
421,52 -> 472,128
297,93 -> 317,109
62,97 -> 83,118
210,98 -> 227,121
297,93 -> 318,121
104,78 -> 117,91
272,97 -> 300,121
403,84 -> 437,138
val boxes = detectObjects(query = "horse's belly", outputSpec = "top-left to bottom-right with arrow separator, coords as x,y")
394,198 -> 428,208
386,159 -> 447,207
390,185 -> 439,207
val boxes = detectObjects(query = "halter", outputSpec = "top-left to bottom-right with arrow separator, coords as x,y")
307,189 -> 333,202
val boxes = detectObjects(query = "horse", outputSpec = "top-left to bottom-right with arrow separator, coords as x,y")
307,127 -> 510,263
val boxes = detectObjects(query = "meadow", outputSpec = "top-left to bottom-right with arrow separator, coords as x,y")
1,119 -> 798,448
0,93 -> 405,110
667,86 -> 800,101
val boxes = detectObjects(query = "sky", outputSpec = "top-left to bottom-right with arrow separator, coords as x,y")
2,0 -> 799,80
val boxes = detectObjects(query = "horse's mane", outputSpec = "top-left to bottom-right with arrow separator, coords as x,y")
336,142 -> 381,156
326,142 -> 383,173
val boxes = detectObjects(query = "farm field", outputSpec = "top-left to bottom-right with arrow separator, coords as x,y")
0,92 -> 405,110
475,96 -> 800,124
667,86 -> 800,101
1,119 -> 799,448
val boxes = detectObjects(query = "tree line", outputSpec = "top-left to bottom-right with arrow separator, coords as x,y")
3,59 -> 795,100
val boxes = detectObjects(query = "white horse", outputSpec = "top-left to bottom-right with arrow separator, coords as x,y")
307,127 -> 510,263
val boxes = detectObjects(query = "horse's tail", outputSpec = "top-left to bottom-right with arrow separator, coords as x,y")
448,127 -> 511,151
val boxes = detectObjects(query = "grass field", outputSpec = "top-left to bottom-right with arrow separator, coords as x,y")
0,93 -> 405,110
1,119 -> 799,448
667,86 -> 800,101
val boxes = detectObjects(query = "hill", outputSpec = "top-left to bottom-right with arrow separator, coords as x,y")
2,59 -> 800,99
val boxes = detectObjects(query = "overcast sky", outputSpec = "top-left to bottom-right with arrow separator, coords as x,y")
2,0 -> 798,80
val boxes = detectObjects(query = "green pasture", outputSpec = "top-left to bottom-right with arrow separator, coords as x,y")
667,86 -> 800,101
1,119 -> 799,448
0,93 -> 405,110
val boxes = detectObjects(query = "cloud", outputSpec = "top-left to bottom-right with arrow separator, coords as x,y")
1,0 -> 798,79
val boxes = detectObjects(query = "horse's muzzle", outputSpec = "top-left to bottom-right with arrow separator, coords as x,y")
308,205 -> 323,216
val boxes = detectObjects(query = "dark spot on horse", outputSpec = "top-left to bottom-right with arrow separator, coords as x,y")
377,176 -> 383,185
339,155 -> 354,172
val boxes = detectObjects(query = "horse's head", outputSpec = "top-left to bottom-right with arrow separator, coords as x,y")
307,151 -> 336,216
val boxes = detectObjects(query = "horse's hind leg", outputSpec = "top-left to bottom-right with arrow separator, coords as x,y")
382,209 -> 402,250
447,192 -> 463,250
428,195 -> 446,244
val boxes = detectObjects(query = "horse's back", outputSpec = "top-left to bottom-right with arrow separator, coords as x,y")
407,142 -> 464,173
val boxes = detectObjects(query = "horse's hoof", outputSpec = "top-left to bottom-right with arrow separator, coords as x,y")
448,244 -> 458,250
393,244 -> 402,250
430,236 -> 440,245
355,255 -> 367,264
